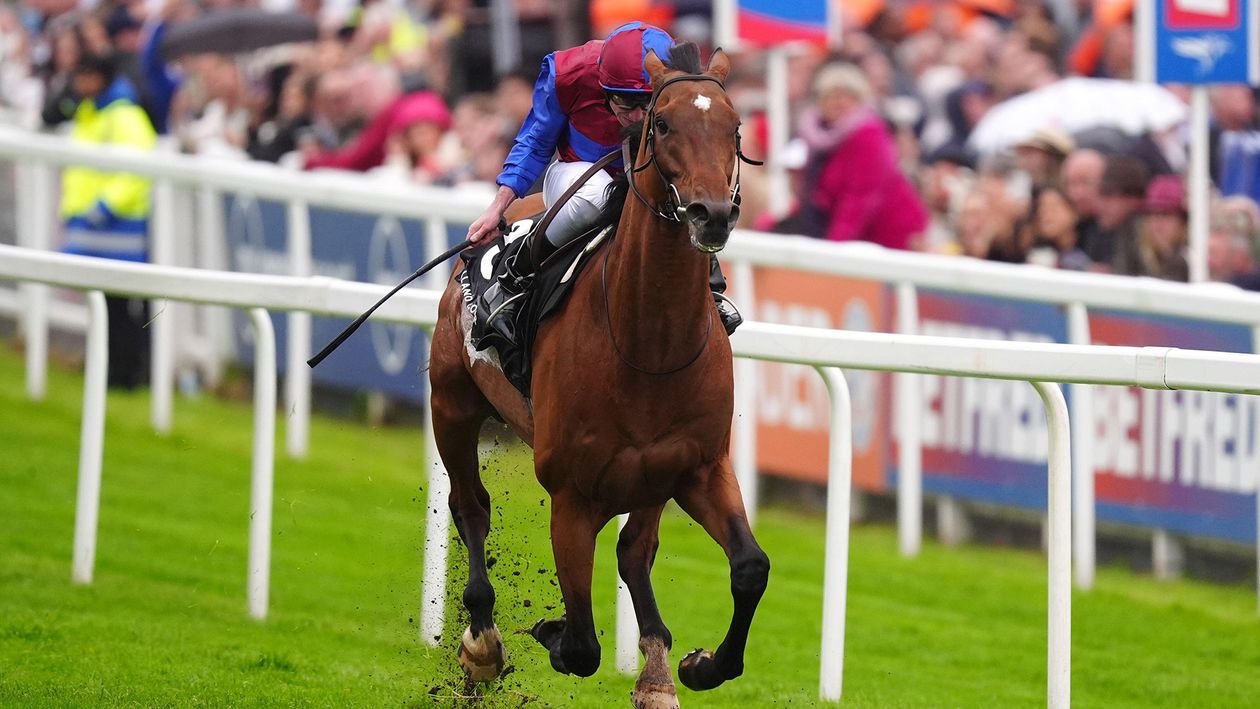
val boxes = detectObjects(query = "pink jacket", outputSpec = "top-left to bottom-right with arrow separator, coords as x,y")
809,111 -> 927,250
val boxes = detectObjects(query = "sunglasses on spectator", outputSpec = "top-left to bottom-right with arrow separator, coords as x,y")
607,91 -> 652,110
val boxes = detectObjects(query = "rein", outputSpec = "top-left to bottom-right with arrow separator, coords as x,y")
623,73 -> 764,223
601,246 -> 713,376
602,72 -> 757,375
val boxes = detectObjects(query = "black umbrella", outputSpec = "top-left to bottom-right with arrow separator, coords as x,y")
159,9 -> 318,61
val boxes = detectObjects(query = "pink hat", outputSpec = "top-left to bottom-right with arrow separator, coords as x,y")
1143,174 -> 1186,214
389,92 -> 451,135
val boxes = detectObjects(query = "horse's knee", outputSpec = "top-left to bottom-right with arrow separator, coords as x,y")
731,547 -> 769,600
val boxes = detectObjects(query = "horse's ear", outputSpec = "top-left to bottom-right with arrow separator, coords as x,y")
644,49 -> 668,86
706,48 -> 731,84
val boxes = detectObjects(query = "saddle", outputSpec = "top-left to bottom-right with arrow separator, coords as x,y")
461,215 -> 614,397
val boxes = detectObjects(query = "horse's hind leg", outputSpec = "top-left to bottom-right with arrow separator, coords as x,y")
429,345 -> 505,680
619,506 -> 680,709
672,458 -> 770,691
530,492 -> 605,678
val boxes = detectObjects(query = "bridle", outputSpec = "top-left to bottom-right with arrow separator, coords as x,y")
600,72 -> 761,376
621,73 -> 764,224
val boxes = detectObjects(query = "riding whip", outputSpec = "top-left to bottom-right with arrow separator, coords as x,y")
307,237 -> 473,368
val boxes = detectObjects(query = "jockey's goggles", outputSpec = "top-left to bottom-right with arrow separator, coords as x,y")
606,91 -> 652,111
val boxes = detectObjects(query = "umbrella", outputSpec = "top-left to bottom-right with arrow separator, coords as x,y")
159,9 -> 318,61
968,78 -> 1187,155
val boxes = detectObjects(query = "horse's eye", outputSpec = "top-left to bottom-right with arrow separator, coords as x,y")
654,118 -> 669,135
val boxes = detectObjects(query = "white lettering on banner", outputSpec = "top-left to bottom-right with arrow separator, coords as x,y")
915,320 -> 1050,463
756,300 -> 832,432
368,217 -> 415,376
754,298 -> 879,453
1092,387 -> 1260,494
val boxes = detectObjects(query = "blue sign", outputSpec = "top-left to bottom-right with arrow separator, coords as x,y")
224,195 -> 468,403
1153,0 -> 1259,84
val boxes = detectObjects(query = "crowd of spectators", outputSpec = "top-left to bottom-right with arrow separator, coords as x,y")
2,0 -> 1260,290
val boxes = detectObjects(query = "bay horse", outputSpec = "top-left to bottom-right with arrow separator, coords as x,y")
427,44 -> 768,708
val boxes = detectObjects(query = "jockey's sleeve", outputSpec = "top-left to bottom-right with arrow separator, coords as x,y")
497,55 -> 566,198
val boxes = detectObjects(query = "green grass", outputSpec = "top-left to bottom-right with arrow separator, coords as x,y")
2,341 -> 1260,708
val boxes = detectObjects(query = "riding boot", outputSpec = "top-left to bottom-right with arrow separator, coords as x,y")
709,256 -> 743,335
475,239 -> 539,357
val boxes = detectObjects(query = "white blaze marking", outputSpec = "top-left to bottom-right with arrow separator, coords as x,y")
693,94 -> 712,111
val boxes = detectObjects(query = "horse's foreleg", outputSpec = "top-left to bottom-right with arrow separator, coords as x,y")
672,459 -> 770,692
530,493 -> 603,678
619,506 -> 680,709
430,353 -> 504,681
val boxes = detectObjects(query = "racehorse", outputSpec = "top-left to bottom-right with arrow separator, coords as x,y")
427,44 -> 768,708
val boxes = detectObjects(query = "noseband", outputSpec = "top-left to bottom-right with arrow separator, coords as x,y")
622,73 -> 764,224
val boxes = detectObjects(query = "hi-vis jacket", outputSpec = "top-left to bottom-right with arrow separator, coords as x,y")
60,76 -> 157,262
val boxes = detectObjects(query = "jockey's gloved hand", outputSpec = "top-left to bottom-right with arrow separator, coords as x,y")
468,185 -> 518,244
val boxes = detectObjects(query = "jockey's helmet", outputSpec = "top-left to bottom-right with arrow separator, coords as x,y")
598,21 -> 674,94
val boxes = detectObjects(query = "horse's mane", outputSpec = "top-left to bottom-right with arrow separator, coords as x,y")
597,42 -> 704,228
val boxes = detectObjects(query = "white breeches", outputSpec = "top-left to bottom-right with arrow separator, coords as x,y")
542,160 -> 614,247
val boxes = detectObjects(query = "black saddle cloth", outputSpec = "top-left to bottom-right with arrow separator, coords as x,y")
459,215 -> 613,397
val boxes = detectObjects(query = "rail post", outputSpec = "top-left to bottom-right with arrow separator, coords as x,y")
816,366 -> 853,702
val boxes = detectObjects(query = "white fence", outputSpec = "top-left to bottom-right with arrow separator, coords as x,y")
6,127 -> 1260,592
7,245 -> 1260,707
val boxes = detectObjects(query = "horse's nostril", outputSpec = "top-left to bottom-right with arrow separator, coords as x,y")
685,202 -> 710,225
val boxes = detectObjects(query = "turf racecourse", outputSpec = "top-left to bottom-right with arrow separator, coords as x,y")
3,343 -> 1260,708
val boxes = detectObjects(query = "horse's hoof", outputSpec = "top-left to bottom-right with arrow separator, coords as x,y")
631,682 -> 680,709
678,648 -> 725,691
529,617 -> 566,649
458,625 -> 507,682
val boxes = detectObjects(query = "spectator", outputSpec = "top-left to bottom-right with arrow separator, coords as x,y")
1211,85 -> 1260,205
1023,183 -> 1090,270
375,92 -> 453,185
1062,148 -> 1106,257
103,4 -> 149,124
919,145 -> 974,254
798,62 -> 927,250
1014,127 -> 1073,188
956,190 -> 1003,260
58,52 -> 157,390
171,54 -> 250,156
971,153 -> 1028,262
1127,175 -> 1188,281
1093,154 -> 1149,271
934,79 -> 991,165
304,88 -> 447,173
40,19 -> 84,128
1208,196 -> 1260,289
247,72 -> 314,163
495,67 -> 537,127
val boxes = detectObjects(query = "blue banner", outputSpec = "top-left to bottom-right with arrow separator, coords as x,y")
1154,0 -> 1257,84
224,195 -> 468,403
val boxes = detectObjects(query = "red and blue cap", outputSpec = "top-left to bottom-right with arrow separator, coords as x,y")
598,22 -> 674,93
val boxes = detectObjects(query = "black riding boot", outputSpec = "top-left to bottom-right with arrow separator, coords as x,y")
710,256 -> 743,335
474,241 -> 539,358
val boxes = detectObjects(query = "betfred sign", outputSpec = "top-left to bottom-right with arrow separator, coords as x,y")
1148,0 -> 1259,84
739,268 -> 891,492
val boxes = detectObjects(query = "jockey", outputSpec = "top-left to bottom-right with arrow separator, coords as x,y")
467,21 -> 742,352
